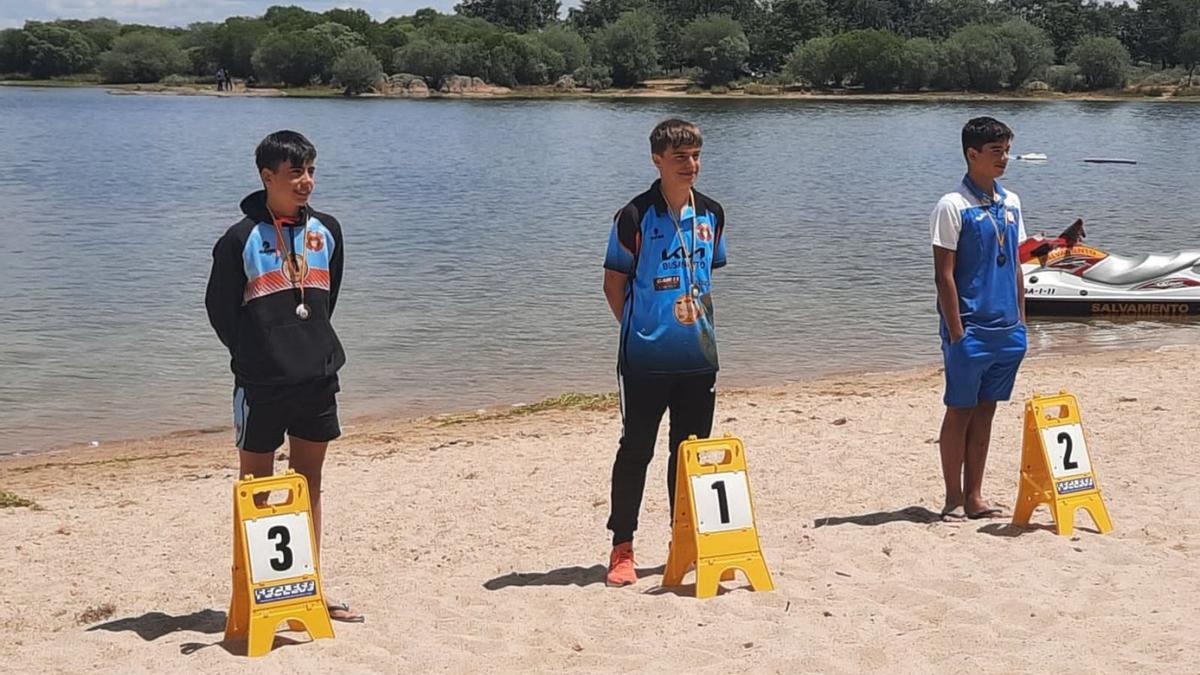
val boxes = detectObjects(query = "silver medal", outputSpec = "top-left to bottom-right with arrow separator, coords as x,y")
296,303 -> 310,320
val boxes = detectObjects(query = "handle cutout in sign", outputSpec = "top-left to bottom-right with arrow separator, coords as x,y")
1043,404 -> 1070,421
698,449 -> 730,466
247,486 -> 297,507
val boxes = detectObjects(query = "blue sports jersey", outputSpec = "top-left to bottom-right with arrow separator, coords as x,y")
930,176 -> 1027,331
604,180 -> 727,376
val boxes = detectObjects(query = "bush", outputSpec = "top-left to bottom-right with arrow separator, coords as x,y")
1046,64 -> 1082,92
591,10 -> 659,87
252,31 -> 331,86
1069,36 -> 1130,90
941,24 -> 1015,91
829,29 -> 904,91
486,44 -> 521,86
1130,65 -> 1188,87
97,32 -> 189,84
681,15 -> 750,87
0,28 -> 30,73
537,26 -> 589,73
515,33 -> 564,83
785,36 -> 834,86
1178,30 -> 1200,84
24,23 -> 96,78
332,45 -> 382,95
392,37 -> 460,87
899,37 -> 939,91
710,84 -> 729,94
159,73 -> 196,85
573,64 -> 612,91
995,18 -> 1053,88
743,82 -> 776,95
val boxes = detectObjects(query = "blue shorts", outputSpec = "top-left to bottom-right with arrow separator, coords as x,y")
941,323 -> 1027,408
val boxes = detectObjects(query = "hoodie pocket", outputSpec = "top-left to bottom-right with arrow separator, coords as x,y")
264,322 -> 335,381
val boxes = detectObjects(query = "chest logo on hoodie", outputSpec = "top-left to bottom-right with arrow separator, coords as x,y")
305,231 -> 324,253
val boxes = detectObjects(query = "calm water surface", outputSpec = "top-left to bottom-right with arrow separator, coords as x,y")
1,87 -> 1199,454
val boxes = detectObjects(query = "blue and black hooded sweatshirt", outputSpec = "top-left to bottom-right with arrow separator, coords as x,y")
205,190 -> 345,387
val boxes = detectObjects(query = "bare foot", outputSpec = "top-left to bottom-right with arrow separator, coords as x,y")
965,499 -> 1008,520
327,601 -> 364,623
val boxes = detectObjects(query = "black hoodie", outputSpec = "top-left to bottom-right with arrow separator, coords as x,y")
205,190 -> 345,387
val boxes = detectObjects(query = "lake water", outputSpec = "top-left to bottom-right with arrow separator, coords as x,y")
1,87 -> 1199,455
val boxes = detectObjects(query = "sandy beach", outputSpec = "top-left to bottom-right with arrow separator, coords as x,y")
1,345 -> 1198,673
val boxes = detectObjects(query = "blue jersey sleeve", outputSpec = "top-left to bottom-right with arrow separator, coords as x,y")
603,204 -> 640,275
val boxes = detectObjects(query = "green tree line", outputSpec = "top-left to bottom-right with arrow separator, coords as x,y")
0,1 -> 1197,93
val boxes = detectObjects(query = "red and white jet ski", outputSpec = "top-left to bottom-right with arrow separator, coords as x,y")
1020,220 -> 1200,317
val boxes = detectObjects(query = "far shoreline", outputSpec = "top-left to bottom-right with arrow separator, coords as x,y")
3,78 -> 1198,104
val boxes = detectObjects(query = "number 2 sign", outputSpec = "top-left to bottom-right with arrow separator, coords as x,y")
1041,423 -> 1092,479
1012,392 -> 1112,536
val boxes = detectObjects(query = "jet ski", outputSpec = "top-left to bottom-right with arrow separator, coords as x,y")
1019,220 -> 1200,317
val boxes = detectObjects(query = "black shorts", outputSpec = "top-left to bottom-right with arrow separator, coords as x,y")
233,376 -> 341,453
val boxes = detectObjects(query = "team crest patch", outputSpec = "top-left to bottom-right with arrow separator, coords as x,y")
306,231 -> 324,252
696,223 -> 713,243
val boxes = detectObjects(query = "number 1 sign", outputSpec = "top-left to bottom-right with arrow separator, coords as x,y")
1012,392 -> 1113,536
225,470 -> 334,657
663,435 -> 773,599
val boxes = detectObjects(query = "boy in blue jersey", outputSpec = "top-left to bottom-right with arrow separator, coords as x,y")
205,130 -> 362,622
602,119 -> 728,587
931,117 -> 1028,522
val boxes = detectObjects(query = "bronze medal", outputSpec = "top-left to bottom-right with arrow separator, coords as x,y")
282,253 -> 309,283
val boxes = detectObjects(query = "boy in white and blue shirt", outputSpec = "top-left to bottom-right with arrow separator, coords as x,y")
930,117 -> 1028,522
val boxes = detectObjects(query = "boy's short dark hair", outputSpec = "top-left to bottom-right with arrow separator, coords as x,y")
256,130 -> 316,172
961,117 -> 1012,158
650,119 -> 703,155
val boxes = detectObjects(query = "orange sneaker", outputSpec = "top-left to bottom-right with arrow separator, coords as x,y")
606,542 -> 637,587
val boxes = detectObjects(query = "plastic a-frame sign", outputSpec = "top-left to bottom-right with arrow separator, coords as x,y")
664,435 -> 773,598
1012,392 -> 1113,536
225,470 -> 333,656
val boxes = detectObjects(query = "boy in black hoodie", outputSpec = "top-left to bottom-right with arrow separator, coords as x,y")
205,130 -> 360,622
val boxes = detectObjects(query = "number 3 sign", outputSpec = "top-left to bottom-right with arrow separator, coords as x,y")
663,435 -> 773,599
225,470 -> 334,657
1013,392 -> 1113,536
245,513 -> 315,583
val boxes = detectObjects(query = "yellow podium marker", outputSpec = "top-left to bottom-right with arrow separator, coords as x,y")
225,470 -> 334,657
1012,392 -> 1113,536
663,435 -> 773,598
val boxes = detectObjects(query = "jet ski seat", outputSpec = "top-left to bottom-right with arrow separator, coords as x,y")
1082,251 -> 1200,285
